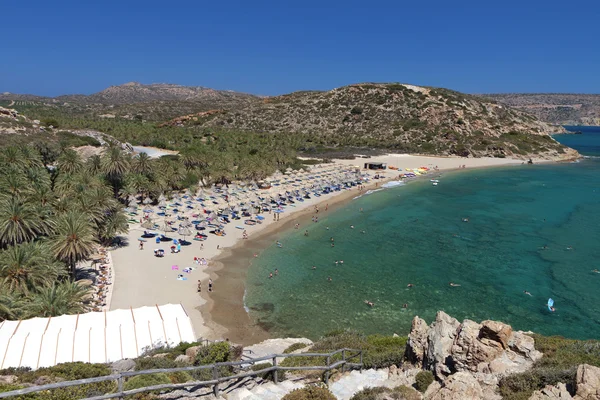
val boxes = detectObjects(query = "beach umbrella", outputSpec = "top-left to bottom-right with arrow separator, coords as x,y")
141,219 -> 155,229
143,197 -> 152,205
162,221 -> 172,235
178,226 -> 192,241
143,206 -> 153,214
128,198 -> 138,208
125,206 -> 137,214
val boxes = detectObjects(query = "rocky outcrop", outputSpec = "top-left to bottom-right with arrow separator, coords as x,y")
529,383 -> 573,399
405,311 -> 542,381
574,364 -> 600,400
427,371 -> 484,400
406,315 -> 430,367
424,312 -> 460,377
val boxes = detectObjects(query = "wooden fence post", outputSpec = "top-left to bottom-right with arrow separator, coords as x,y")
272,356 -> 278,384
360,350 -> 363,372
213,366 -> 219,397
341,350 -> 346,373
324,356 -> 330,385
117,374 -> 124,400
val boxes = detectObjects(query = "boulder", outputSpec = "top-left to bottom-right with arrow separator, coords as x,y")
427,371 -> 484,400
479,320 -> 512,349
529,383 -> 573,399
111,358 -> 136,374
509,331 -> 543,361
152,353 -> 170,358
574,364 -> 600,400
406,316 -> 430,367
0,375 -> 17,384
185,345 -> 201,359
175,354 -> 192,364
451,319 -> 504,373
425,311 -> 460,377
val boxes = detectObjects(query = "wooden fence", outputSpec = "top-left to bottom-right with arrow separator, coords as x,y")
0,348 -> 363,399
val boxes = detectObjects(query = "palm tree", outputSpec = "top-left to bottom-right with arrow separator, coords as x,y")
132,152 -> 154,176
0,196 -> 48,247
57,149 -> 83,175
101,147 -> 130,198
0,289 -> 27,321
0,242 -> 64,294
24,282 -> 88,317
50,212 -> 96,278
98,211 -> 129,244
86,154 -> 102,175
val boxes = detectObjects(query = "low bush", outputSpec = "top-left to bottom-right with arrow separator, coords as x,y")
167,371 -> 193,384
124,373 -> 171,391
349,386 -> 388,400
415,370 -> 434,393
498,335 -> 600,400
195,341 -> 232,365
3,362 -> 111,384
250,362 -> 284,382
284,343 -> 311,354
280,330 -> 406,371
134,356 -> 180,371
282,384 -> 336,400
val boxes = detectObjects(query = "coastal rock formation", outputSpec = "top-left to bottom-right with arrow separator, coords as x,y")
529,383 -> 573,399
427,371 -> 484,400
406,311 -> 542,381
575,364 -> 600,399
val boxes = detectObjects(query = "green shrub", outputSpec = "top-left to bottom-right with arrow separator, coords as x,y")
498,335 -> 600,400
349,386 -> 388,400
284,343 -> 311,354
195,341 -> 231,365
282,384 -> 336,400
124,373 -> 171,391
415,370 -> 434,393
392,385 -> 421,400
168,371 -> 193,384
134,356 -> 180,371
250,362 -> 284,382
14,362 -> 110,383
281,331 -> 406,371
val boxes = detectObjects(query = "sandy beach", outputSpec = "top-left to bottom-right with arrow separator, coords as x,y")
109,154 -> 552,344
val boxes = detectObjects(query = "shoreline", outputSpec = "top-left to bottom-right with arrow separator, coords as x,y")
199,156 -> 561,345
109,153 -> 578,346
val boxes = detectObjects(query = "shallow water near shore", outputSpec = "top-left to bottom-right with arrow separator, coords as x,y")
244,130 -> 600,340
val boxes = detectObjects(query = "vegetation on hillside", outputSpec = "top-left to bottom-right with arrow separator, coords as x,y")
498,334 -> 600,400
1,82 -> 573,161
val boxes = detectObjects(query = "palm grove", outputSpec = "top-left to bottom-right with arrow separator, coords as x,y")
0,134 -> 300,322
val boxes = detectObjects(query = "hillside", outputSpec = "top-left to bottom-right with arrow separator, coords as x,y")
183,83 -> 571,159
480,93 -> 600,126
0,82 -> 258,109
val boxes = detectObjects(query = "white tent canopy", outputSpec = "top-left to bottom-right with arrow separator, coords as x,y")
0,304 -> 196,370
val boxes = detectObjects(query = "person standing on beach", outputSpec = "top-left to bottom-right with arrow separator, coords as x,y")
139,241 -> 144,250
208,279 -> 213,292
200,243 -> 204,251
197,280 -> 201,293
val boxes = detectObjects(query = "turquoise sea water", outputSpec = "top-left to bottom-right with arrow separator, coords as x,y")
245,130 -> 600,340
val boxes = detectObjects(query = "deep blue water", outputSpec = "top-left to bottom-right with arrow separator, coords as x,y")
245,129 -> 600,340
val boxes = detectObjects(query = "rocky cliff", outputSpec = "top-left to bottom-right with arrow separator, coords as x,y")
189,83 -> 571,159
480,93 -> 600,126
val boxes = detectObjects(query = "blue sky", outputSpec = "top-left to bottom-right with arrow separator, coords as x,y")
1,0 -> 598,96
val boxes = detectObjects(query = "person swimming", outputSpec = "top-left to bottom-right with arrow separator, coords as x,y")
566,246 -> 573,250
524,290 -> 532,296
312,265 -> 316,270
449,282 -> 461,287
276,241 -> 282,248
361,230 -> 366,234
592,269 -> 599,274
402,303 -> 408,309
350,225 -> 354,229
328,276 -> 332,282
462,218 -> 469,222
364,300 -> 374,307
407,283 -> 414,288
